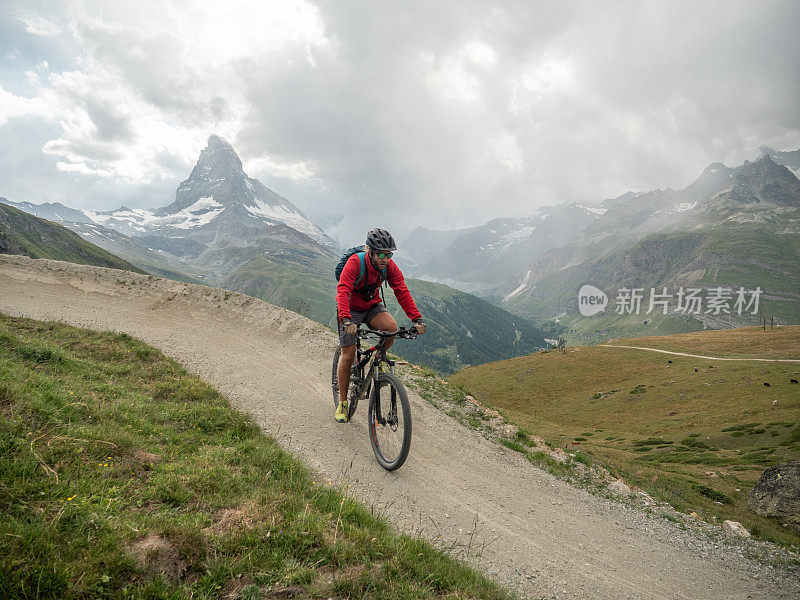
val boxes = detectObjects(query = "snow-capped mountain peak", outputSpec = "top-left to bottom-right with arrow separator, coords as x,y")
88,135 -> 334,246
160,135 -> 307,217
200,134 -> 243,172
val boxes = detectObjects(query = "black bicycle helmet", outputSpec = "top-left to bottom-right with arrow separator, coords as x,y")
366,228 -> 397,251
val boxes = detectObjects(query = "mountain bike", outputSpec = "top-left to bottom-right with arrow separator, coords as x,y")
331,325 -> 417,470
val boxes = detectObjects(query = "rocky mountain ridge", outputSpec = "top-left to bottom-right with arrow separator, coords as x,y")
760,146 -> 800,173
81,135 -> 334,248
399,148 -> 799,342
0,197 -> 95,224
501,154 -> 800,341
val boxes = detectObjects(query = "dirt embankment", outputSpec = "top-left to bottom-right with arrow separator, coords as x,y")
1,254 -> 798,600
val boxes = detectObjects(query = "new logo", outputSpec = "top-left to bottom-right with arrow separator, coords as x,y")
578,284 -> 608,316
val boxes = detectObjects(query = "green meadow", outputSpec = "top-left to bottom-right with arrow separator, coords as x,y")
450,326 -> 800,547
0,312 -> 513,600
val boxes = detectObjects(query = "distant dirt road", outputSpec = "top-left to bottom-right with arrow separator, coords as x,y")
600,343 -> 800,363
2,255 -> 797,600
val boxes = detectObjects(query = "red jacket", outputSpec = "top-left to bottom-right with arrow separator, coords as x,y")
336,253 -> 422,322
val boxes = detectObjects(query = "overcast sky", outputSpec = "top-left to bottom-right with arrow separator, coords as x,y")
1,0 -> 799,243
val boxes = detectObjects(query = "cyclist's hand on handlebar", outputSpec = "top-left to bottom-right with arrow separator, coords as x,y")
341,318 -> 358,336
411,318 -> 427,335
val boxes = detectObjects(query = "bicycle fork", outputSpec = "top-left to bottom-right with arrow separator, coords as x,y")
372,370 -> 398,429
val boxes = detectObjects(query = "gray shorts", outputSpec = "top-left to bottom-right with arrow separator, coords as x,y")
338,303 -> 389,347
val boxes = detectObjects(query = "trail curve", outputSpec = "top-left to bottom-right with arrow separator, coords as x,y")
1,255 -> 797,600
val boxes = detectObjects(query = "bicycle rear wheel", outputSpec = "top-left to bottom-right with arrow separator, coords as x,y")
331,346 -> 342,407
368,373 -> 412,470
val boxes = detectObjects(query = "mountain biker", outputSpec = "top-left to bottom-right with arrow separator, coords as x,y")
335,227 -> 426,422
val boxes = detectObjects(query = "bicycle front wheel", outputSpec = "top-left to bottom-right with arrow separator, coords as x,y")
368,373 -> 412,470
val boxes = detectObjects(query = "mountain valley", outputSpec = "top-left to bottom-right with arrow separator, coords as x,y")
402,150 -> 800,344
1,136 -> 548,374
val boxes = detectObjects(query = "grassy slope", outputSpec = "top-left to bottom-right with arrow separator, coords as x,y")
0,313 -> 513,600
224,247 -> 338,326
556,309 -> 706,347
606,325 -> 800,359
698,224 -> 800,323
385,278 -> 547,375
73,229 -> 202,284
0,203 -> 146,274
450,326 -> 800,547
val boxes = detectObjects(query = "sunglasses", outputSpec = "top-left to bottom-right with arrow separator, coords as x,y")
373,251 -> 393,259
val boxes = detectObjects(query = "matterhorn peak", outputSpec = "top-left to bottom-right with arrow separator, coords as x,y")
156,135 -> 248,214
206,134 -> 238,157
133,135 -> 334,246
208,133 -> 231,147
194,134 -> 243,174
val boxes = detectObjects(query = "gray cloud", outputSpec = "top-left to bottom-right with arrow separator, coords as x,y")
209,96 -> 229,123
84,97 -> 134,142
1,0 -> 799,244
0,116 -> 177,209
232,0 -> 800,241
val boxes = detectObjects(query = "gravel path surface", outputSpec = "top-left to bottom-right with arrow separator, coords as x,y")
2,255 -> 798,600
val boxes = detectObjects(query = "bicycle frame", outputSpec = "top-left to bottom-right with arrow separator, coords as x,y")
350,332 -> 394,403
347,326 -> 415,410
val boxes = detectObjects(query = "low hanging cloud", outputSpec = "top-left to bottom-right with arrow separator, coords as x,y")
0,0 -> 798,241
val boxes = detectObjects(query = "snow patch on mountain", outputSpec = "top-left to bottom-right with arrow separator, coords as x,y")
87,197 -> 225,232
578,204 -> 607,215
173,197 -> 224,229
86,209 -> 148,230
482,225 -> 538,251
673,201 -> 697,213
501,225 -> 536,244
244,198 -> 324,239
504,269 -> 532,302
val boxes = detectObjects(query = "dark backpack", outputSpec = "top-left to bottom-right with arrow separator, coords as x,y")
335,247 -> 387,299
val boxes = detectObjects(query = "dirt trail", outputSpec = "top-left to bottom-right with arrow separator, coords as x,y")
600,343 -> 800,363
1,255 -> 797,600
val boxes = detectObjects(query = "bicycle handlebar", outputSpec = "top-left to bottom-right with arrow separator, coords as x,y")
358,325 -> 418,340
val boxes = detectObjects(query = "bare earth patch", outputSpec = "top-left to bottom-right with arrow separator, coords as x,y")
127,534 -> 186,582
